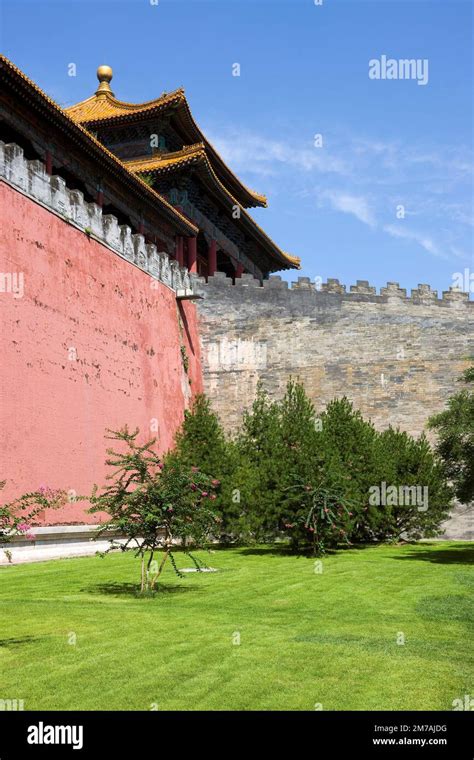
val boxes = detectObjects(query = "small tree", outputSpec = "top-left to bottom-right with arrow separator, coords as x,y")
171,395 -> 235,533
235,380 -> 322,542
235,383 -> 286,540
371,428 -> 452,541
282,479 -> 356,554
0,482 -> 65,557
428,365 -> 474,504
89,427 -> 220,592
316,397 -> 380,541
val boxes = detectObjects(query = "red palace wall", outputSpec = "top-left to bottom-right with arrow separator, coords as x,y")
0,182 -> 203,524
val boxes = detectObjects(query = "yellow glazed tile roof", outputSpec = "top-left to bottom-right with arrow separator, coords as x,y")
282,253 -> 302,267
66,88 -> 185,124
125,143 -> 207,173
66,77 -> 267,209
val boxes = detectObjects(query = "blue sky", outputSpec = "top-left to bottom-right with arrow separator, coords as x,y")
1,0 -> 473,295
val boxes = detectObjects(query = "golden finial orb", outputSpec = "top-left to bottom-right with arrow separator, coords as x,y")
95,65 -> 114,96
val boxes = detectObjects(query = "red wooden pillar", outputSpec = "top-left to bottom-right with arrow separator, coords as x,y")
175,236 -> 184,267
96,188 -> 104,207
235,263 -> 244,278
208,239 -> 217,277
187,237 -> 197,273
45,151 -> 52,175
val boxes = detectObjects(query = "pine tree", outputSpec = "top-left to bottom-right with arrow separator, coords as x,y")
316,397 -> 379,540
235,383 -> 283,540
428,364 -> 474,504
171,395 -> 236,537
236,380 -> 322,543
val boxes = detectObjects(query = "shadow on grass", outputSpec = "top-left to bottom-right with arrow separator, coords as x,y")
82,582 -> 203,598
0,636 -> 42,647
390,544 -> 474,565
235,543 -> 371,559
236,546 -> 302,558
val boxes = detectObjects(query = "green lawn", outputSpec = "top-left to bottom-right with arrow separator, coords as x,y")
0,542 -> 472,711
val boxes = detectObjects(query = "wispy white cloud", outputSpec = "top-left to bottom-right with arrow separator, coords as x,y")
321,190 -> 376,228
207,123 -> 472,263
206,130 -> 349,177
383,224 -> 447,259
351,137 -> 473,179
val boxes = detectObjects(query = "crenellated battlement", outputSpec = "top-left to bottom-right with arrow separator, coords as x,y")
0,142 -> 193,295
193,272 -> 472,308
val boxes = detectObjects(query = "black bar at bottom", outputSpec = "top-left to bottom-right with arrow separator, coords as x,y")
0,710 -> 472,757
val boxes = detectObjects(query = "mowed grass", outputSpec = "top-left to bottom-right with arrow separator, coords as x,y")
0,542 -> 472,711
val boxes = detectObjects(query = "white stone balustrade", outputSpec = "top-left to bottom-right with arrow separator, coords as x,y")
0,141 -> 194,297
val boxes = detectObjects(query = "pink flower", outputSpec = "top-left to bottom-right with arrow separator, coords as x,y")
211,479 -> 220,487
17,523 -> 31,533
191,466 -> 199,473
37,485 -> 57,498
158,463 -> 164,470
201,492 -> 209,498
210,494 -> 217,501
167,507 -> 174,513
25,532 -> 36,541
190,483 -> 197,491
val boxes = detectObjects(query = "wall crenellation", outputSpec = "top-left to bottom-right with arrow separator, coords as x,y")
193,272 -> 472,307
0,142 -> 193,295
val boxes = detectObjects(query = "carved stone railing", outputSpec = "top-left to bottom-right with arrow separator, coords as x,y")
0,142 -> 193,295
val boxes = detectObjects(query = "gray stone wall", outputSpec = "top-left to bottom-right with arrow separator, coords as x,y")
194,273 -> 473,436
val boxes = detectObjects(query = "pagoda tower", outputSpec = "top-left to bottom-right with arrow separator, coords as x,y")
66,66 -> 299,281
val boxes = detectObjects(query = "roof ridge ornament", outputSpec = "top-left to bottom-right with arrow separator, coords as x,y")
96,65 -> 114,97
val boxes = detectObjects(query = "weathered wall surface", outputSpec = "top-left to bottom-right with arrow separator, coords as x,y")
0,181 -> 202,524
194,273 -> 473,437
